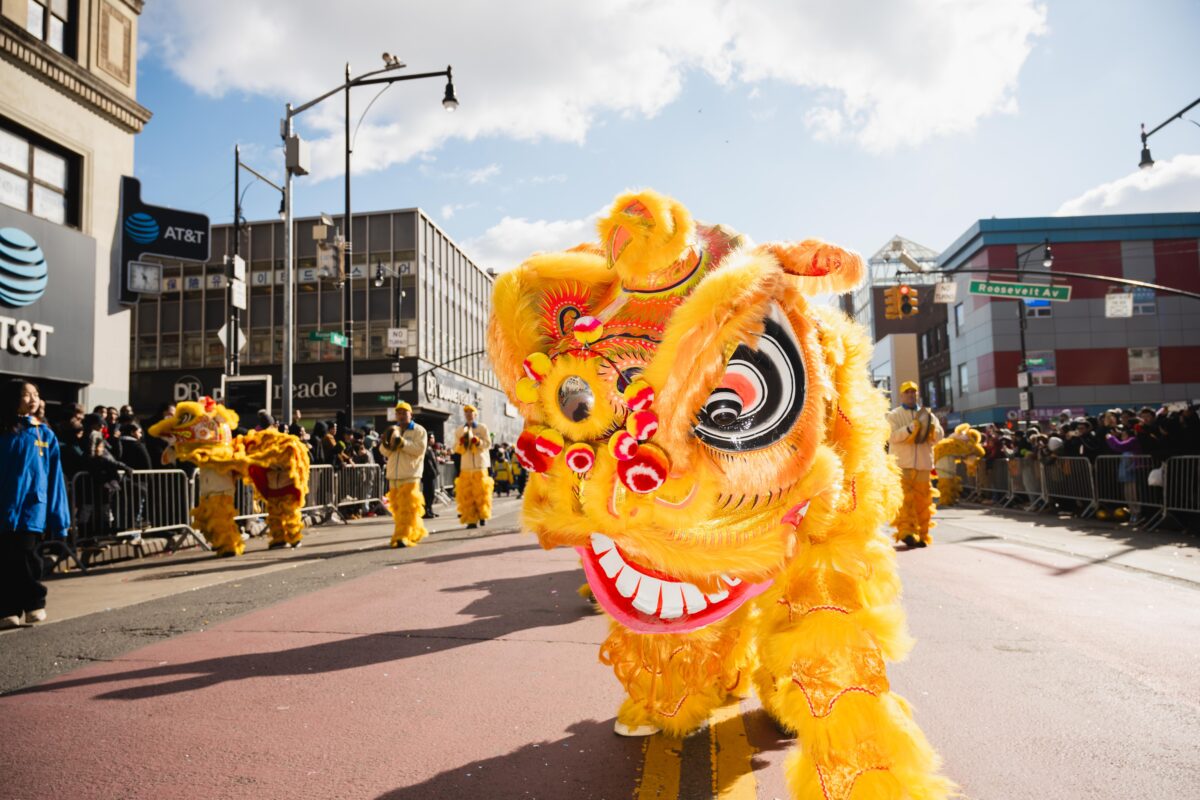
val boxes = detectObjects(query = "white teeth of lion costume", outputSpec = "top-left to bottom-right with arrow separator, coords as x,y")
487,190 -> 952,799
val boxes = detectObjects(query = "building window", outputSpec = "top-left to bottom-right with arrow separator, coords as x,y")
924,378 -> 938,408
0,119 -> 79,227
25,0 -> 73,56
954,303 -> 964,334
958,363 -> 969,397
1024,299 -> 1052,318
1128,347 -> 1160,384
940,372 -> 952,408
1026,350 -> 1056,386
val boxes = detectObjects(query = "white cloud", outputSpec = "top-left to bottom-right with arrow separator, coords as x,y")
441,201 -> 478,220
1055,155 -> 1200,216
467,164 -> 501,184
463,208 -> 606,272
143,0 -> 1048,178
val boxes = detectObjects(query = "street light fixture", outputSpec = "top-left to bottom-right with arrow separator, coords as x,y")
1138,96 -> 1200,170
280,57 -> 458,427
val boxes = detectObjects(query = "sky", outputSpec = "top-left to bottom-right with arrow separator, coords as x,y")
133,0 -> 1200,274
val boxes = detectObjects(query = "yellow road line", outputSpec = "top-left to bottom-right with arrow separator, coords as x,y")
709,701 -> 758,800
636,734 -> 682,800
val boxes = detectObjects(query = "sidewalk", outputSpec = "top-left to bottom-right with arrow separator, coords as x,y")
937,503 -> 1200,587
29,495 -> 525,628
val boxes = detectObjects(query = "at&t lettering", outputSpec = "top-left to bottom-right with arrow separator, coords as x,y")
0,316 -> 53,356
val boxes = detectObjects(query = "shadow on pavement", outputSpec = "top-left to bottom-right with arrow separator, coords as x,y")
14,567 -> 591,702
373,719 -> 644,800
957,502 -> 1199,551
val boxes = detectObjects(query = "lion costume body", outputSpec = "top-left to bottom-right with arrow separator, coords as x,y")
149,400 -> 310,553
934,424 -> 985,507
488,191 -> 951,798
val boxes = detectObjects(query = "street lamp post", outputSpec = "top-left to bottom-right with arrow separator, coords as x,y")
230,144 -> 285,378
281,57 -> 457,430
1138,96 -> 1200,169
1015,238 -> 1053,428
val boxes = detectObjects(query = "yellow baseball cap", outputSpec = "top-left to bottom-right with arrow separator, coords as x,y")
463,404 -> 477,413
395,401 -> 413,412
900,381 -> 919,393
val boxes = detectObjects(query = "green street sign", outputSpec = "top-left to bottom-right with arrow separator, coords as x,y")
308,330 -> 349,347
968,280 -> 1071,302
1025,357 -> 1046,366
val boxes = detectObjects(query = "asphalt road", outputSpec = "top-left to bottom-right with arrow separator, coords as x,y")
1,500 -> 1197,799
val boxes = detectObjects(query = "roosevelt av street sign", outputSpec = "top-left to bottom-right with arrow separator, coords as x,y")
968,280 -> 1071,301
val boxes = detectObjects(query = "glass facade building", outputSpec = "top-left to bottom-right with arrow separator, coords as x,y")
128,208 -> 521,445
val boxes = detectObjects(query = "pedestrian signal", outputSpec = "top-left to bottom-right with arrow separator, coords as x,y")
899,284 -> 919,317
883,286 -> 901,319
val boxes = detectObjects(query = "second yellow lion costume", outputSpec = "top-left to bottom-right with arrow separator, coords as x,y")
489,190 -> 952,799
934,423 -> 985,507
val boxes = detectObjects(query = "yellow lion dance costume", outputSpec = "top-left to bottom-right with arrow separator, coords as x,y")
489,190 -> 952,799
934,424 -> 985,507
149,399 -> 246,557
242,428 -> 311,548
150,399 -> 311,554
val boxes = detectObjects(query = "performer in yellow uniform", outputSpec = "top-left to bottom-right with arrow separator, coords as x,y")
381,402 -> 428,548
887,381 -> 943,547
453,404 -> 493,529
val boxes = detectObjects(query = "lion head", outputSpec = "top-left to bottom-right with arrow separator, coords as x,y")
148,397 -> 239,460
488,190 -> 896,634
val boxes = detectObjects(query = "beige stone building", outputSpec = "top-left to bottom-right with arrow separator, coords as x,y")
0,0 -> 150,412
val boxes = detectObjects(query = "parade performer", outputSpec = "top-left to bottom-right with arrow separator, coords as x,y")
887,381 -> 943,547
381,402 -> 428,547
488,190 -> 952,799
242,427 -> 311,549
452,404 -> 493,529
149,398 -> 246,557
933,423 -> 985,507
1,380 -> 70,629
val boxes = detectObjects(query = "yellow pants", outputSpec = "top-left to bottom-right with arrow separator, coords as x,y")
388,481 -> 426,547
893,468 -> 937,544
455,469 -> 494,525
937,475 -> 962,507
192,494 -> 243,556
265,495 -> 304,546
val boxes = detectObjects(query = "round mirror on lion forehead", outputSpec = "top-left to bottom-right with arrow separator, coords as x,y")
557,376 -> 595,423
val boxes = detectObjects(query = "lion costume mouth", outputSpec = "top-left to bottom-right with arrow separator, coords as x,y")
578,530 -> 780,634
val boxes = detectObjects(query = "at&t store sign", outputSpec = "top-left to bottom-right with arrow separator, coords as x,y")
0,207 -> 96,384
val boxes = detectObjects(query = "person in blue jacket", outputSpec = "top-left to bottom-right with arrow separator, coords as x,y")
1,379 -> 71,629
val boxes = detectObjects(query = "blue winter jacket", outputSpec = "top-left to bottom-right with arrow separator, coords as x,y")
0,417 -> 71,537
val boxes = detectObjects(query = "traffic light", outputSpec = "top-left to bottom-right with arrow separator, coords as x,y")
899,284 -> 919,317
883,286 -> 901,319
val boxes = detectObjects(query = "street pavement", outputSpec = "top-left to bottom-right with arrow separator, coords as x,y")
1,497 -> 1198,799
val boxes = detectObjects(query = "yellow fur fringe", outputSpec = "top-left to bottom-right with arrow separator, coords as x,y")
191,494 -> 243,556
455,469 -> 494,525
388,481 -> 426,547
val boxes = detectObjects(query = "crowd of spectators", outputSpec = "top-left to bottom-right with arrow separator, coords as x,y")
973,403 -> 1200,467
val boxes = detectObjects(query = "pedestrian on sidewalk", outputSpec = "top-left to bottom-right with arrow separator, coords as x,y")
421,433 -> 440,519
0,380 -> 71,630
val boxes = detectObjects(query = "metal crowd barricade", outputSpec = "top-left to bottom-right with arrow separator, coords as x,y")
1155,456 -> 1199,531
1038,456 -> 1097,517
232,480 -> 266,524
1094,454 -> 1164,528
68,468 -> 208,561
302,463 -> 339,523
963,459 -> 984,501
335,463 -> 385,514
1008,455 -> 1048,511
976,458 -> 1012,504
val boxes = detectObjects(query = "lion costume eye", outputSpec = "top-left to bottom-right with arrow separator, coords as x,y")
694,310 -> 805,452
